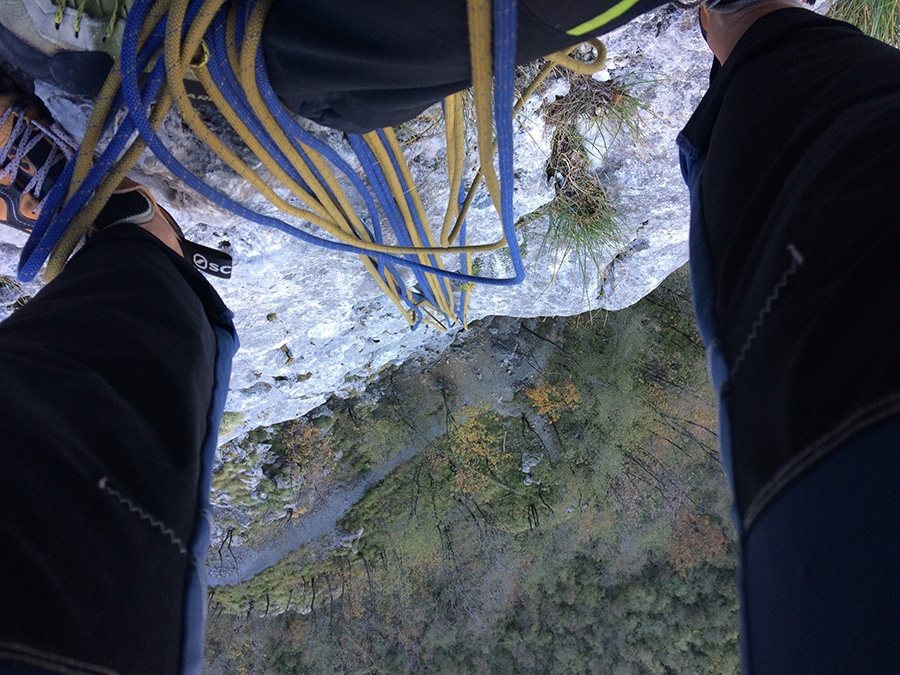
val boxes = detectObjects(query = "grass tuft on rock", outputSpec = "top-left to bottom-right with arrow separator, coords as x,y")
830,0 -> 899,45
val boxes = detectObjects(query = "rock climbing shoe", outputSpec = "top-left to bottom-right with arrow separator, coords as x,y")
0,0 -> 130,97
0,75 -> 75,233
93,177 -> 234,279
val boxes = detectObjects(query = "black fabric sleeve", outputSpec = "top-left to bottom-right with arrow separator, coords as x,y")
262,0 -> 668,133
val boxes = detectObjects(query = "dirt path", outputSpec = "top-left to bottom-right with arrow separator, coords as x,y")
207,418 -> 443,585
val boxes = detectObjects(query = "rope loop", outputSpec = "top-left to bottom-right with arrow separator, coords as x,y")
549,38 -> 608,74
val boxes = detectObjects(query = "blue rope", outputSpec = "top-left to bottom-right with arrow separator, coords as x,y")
18,0 -> 527,323
347,134 -> 434,309
117,4 -> 475,285
18,4 -> 172,280
347,132 -> 448,318
493,0 -> 525,285
246,34 -> 425,308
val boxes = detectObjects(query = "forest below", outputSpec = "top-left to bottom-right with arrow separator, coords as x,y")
204,267 -> 739,674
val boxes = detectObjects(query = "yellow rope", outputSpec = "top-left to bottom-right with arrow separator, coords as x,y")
45,1 -> 172,280
440,93 -> 465,249
467,0 -> 502,218
42,0 -> 608,331
548,38 -> 608,74
361,131 -> 452,316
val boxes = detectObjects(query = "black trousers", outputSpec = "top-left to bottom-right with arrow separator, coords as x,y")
680,9 -> 900,673
0,226 -> 234,674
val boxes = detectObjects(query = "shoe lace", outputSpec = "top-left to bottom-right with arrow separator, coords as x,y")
0,107 -> 76,214
53,0 -> 128,41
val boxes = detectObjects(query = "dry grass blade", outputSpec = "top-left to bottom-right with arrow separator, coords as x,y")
518,72 -> 648,288
829,0 -> 899,45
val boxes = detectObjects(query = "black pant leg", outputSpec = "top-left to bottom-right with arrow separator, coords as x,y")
0,226 -> 223,674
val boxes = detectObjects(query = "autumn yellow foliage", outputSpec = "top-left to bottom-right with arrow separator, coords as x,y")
282,420 -> 335,487
523,376 -> 581,422
438,405 -> 510,496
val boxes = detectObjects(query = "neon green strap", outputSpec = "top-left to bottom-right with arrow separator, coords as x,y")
566,0 -> 643,36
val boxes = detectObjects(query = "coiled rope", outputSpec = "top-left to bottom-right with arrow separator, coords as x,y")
19,0 -> 605,330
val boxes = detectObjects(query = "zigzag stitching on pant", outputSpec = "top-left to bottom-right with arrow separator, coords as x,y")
98,477 -> 187,555
0,641 -> 120,675
731,244 -> 804,376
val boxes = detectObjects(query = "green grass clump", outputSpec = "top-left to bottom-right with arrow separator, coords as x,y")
542,72 -> 648,154
518,126 -> 624,284
218,411 -> 244,436
517,74 -> 649,287
830,0 -> 899,45
545,127 -> 623,270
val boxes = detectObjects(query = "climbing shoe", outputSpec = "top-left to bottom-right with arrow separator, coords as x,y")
0,0 -> 130,97
93,178 -> 234,279
0,0 -> 216,111
0,76 -> 75,233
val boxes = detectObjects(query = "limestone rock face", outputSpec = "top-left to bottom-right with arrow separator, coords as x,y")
0,5 -> 712,441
